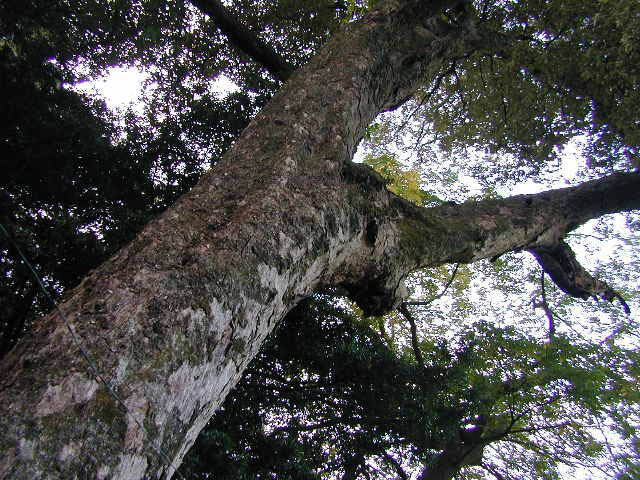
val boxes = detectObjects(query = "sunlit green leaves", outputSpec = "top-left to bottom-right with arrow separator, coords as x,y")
364,153 -> 437,205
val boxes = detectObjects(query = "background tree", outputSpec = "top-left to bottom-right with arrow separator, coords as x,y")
0,0 -> 638,478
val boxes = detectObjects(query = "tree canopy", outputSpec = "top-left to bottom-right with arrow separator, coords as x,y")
0,0 -> 639,479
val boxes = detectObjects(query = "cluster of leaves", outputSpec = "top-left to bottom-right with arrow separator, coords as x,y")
341,0 -> 379,21
388,0 -> 640,186
364,153 -> 437,205
0,0 -> 267,355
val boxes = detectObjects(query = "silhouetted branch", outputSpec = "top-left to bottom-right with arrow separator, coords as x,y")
190,0 -> 295,82
528,241 -> 630,314
403,263 -> 460,306
398,303 -> 427,369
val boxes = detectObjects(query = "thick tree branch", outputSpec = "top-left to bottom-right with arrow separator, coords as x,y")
416,432 -> 486,480
528,241 -> 630,313
374,170 -> 640,316
189,0 -> 295,82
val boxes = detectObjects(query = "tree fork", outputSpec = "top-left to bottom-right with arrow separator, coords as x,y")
0,1 -> 638,479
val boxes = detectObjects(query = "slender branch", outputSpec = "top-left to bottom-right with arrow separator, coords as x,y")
377,318 -> 395,351
482,463 -> 507,480
566,232 -> 608,241
397,58 -> 459,133
505,436 -> 559,459
270,418 -> 343,435
403,263 -> 460,306
189,0 -> 295,82
397,304 -> 427,369
507,420 -> 572,435
383,453 -> 409,480
594,415 -> 617,460
534,271 -> 555,340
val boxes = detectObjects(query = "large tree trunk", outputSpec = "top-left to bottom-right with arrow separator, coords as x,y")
1,1 -> 638,478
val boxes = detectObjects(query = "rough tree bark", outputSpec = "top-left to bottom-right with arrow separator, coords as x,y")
1,1 -> 638,478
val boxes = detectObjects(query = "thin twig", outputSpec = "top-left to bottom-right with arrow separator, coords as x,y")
398,304 -> 427,369
398,264 -> 460,368
396,59 -> 459,133
482,463 -> 507,480
403,263 -> 460,306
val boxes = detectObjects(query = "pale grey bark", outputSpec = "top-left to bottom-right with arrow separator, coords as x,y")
0,1 -> 638,479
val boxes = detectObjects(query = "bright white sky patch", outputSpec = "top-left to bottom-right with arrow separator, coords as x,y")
74,66 -> 146,110
75,67 -> 239,110
211,75 -> 240,97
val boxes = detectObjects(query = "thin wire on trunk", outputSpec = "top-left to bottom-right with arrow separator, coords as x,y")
0,222 -> 189,480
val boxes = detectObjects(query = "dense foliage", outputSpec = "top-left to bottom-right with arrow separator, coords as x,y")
179,290 -> 640,479
1,0 -> 638,478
